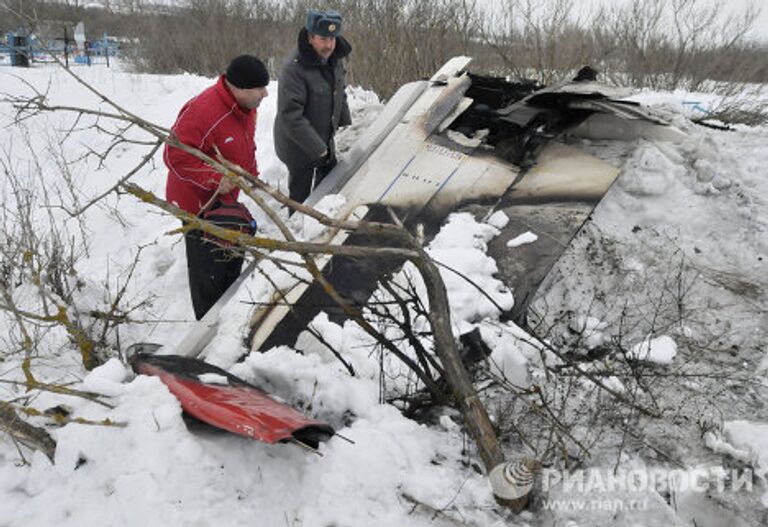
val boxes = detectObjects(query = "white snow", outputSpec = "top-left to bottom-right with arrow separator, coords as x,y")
709,421 -> 768,506
197,373 -> 229,385
420,212 -> 514,332
289,193 -> 347,241
628,335 -> 678,364
506,230 -> 539,248
724,421 -> 768,472
574,314 -> 608,350
486,210 -> 510,229
1,61 -> 766,527
82,358 -> 132,396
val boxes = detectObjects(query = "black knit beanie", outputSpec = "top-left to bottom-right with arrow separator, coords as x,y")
225,55 -> 269,89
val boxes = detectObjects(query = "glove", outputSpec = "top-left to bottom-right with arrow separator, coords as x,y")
320,150 -> 336,169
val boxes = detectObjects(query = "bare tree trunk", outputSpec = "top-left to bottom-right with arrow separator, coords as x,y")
0,402 -> 56,461
412,254 -> 504,470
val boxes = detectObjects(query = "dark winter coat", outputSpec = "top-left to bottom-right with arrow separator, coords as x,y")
274,28 -> 352,170
165,75 -> 259,215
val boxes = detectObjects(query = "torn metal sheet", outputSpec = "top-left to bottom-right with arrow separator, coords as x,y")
131,353 -> 334,449
242,57 -> 686,352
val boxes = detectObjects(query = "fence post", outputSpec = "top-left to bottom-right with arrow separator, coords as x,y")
4,32 -> 11,65
63,26 -> 69,68
103,32 -> 110,68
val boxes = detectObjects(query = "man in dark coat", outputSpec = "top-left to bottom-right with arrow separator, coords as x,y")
274,9 -> 352,204
165,55 -> 268,320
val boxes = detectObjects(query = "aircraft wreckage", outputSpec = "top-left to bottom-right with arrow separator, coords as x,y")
240,56 -> 686,354
134,56 -> 687,505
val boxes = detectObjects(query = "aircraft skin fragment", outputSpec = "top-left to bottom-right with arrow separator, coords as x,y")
506,142 -> 620,204
569,112 -> 688,143
131,353 -> 334,448
237,57 -> 687,353
309,81 -> 428,205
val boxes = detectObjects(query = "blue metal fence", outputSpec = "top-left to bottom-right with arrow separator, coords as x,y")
4,32 -> 30,67
2,30 -> 121,67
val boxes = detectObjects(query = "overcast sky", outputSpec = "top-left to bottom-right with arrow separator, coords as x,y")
477,0 -> 768,43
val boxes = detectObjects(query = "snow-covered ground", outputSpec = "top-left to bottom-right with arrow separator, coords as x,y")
525,88 -> 768,525
0,62 -> 766,526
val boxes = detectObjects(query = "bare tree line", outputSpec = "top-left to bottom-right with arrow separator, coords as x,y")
4,0 -> 766,99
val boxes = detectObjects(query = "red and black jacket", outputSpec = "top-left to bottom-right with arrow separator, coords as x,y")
164,75 -> 259,215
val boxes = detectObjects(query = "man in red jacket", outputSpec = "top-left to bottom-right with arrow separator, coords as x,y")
164,55 -> 269,320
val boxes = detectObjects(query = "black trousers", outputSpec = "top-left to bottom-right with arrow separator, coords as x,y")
287,159 -> 336,205
184,229 -> 244,320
